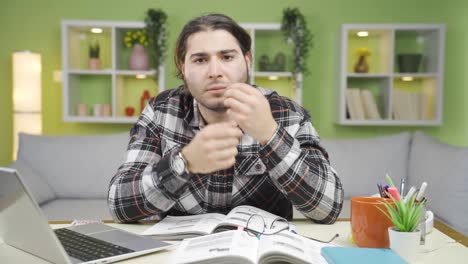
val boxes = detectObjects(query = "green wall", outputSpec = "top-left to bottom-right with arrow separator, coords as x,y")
1,0 -> 467,166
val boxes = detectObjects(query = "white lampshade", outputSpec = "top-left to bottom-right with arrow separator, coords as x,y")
13,51 -> 42,112
12,51 -> 42,159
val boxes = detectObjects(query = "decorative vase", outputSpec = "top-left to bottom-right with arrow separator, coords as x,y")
129,44 -> 149,71
388,227 -> 420,263
88,58 -> 101,70
354,55 -> 369,73
397,53 -> 422,73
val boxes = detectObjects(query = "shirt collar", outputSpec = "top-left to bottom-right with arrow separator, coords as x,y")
187,98 -> 206,129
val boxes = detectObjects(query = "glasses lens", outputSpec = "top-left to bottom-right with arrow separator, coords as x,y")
247,214 -> 265,234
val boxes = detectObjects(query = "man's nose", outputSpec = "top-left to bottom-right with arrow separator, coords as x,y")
207,58 -> 222,79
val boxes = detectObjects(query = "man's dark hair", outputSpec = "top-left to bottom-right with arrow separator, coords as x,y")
174,13 -> 252,80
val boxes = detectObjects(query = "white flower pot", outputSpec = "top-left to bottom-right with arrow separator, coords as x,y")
388,227 -> 420,263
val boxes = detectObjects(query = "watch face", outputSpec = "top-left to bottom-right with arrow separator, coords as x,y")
172,155 -> 186,175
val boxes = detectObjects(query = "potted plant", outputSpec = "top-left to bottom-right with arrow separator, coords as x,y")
88,40 -> 101,70
378,177 -> 426,262
281,7 -> 313,75
144,8 -> 167,71
124,29 -> 149,70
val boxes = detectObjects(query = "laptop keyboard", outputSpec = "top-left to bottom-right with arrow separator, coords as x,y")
54,228 -> 135,262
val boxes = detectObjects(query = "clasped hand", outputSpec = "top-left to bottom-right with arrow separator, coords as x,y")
182,84 -> 277,174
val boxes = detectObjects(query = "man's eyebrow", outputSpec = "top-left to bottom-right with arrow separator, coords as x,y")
219,49 -> 238,54
189,49 -> 238,59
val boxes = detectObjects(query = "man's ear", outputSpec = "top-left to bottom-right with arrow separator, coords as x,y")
245,51 -> 252,73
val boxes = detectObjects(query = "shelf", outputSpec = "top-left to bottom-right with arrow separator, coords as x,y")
69,69 -> 113,75
241,23 -> 300,105
115,70 -> 157,76
254,71 -> 292,77
62,20 -> 165,123
64,116 -> 138,124
347,73 -> 389,78
338,24 -> 445,126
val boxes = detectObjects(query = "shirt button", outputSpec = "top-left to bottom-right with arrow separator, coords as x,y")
255,164 -> 262,170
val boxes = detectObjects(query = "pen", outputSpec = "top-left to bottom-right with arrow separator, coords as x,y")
400,178 -> 406,196
386,174 -> 395,187
403,186 -> 416,203
416,182 -> 427,201
377,183 -> 384,198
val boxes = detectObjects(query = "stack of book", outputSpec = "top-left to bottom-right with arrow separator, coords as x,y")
346,88 -> 381,120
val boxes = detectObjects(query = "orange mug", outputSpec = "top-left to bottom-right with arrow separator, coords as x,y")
350,196 -> 394,248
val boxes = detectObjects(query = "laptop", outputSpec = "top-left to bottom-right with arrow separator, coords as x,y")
0,167 -> 172,264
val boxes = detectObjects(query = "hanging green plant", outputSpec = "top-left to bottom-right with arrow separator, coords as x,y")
281,8 -> 313,74
144,8 -> 168,69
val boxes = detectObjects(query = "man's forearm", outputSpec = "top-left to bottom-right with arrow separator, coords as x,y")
259,125 -> 344,224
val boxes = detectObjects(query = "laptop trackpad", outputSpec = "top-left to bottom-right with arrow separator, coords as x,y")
90,230 -> 169,251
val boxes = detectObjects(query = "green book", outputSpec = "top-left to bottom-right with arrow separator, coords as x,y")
321,247 -> 408,264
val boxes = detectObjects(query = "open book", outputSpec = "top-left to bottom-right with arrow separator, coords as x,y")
171,229 -> 335,264
141,205 -> 292,240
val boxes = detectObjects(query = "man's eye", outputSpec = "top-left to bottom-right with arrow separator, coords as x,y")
194,58 -> 206,63
223,55 -> 234,61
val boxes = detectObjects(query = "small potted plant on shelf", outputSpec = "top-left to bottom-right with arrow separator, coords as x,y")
378,175 -> 426,262
88,40 -> 101,70
124,29 -> 149,70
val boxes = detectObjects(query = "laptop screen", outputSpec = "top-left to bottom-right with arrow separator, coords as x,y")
0,167 -> 71,263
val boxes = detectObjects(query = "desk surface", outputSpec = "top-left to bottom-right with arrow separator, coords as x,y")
1,220 -> 467,263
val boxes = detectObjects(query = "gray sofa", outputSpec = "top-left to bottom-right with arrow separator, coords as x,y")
10,131 -> 467,235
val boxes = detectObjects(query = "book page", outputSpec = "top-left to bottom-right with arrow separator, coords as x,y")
257,231 -> 334,264
171,230 -> 258,264
215,205 -> 290,234
141,213 -> 226,239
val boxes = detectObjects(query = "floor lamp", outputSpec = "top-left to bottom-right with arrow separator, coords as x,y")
12,51 -> 42,160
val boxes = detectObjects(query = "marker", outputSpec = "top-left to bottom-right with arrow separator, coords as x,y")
387,187 -> 401,201
403,186 -> 416,203
416,182 -> 427,201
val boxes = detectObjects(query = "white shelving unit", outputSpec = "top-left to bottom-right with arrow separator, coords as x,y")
61,20 -> 165,123
241,23 -> 302,105
338,24 -> 445,126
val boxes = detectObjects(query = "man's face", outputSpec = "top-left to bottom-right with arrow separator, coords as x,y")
182,29 -> 251,112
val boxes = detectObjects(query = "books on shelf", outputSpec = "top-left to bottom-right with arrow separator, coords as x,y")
346,88 -> 381,120
141,205 -> 290,240
392,88 -> 431,121
171,229 -> 335,264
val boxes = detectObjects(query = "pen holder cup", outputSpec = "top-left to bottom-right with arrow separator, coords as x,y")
351,196 -> 394,248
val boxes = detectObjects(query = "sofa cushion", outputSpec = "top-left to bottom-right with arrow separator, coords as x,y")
17,132 -> 129,199
408,131 -> 468,236
9,160 -> 56,205
40,199 -> 111,221
322,132 -> 411,199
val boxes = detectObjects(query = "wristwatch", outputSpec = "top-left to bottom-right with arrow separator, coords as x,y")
171,150 -> 189,175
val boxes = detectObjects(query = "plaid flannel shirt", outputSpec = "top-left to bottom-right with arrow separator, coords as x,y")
108,86 -> 343,224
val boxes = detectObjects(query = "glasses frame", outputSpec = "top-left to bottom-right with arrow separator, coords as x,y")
245,214 -> 339,244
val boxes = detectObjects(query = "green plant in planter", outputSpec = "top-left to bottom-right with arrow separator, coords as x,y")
378,188 -> 426,232
144,8 -> 167,69
281,7 -> 313,74
89,41 -> 100,59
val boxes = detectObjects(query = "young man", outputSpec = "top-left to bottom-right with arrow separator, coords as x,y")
108,14 -> 343,224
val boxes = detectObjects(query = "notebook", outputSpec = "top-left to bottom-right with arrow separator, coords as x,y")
321,247 -> 408,264
0,167 -> 172,264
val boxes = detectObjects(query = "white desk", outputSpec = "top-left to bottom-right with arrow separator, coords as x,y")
1,220 -> 467,263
